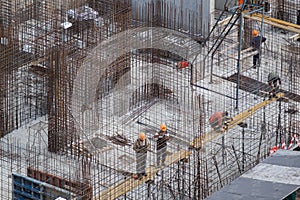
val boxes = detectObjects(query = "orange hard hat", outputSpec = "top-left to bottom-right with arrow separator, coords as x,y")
160,124 -> 167,131
252,29 -> 259,36
139,132 -> 146,140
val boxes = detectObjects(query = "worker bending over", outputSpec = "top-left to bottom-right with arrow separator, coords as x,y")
209,111 -> 230,132
154,124 -> 170,167
251,29 -> 266,69
133,132 -> 150,179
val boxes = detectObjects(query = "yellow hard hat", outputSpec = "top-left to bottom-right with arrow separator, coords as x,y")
252,29 -> 259,36
139,132 -> 146,140
160,124 -> 167,131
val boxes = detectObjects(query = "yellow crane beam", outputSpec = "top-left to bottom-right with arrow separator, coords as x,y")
94,149 -> 191,200
190,92 -> 285,149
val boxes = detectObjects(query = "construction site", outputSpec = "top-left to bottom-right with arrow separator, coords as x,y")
0,0 -> 300,199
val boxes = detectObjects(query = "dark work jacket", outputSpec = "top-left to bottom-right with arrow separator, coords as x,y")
133,138 -> 150,153
154,130 -> 169,150
251,36 -> 266,50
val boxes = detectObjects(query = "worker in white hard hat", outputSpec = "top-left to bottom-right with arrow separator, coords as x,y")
133,132 -> 150,179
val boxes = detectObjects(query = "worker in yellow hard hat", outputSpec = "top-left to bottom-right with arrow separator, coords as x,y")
251,29 -> 266,69
133,132 -> 150,179
154,124 -> 170,167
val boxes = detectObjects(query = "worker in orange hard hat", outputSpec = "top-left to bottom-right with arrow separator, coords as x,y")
251,29 -> 266,69
133,132 -> 150,179
237,0 -> 245,11
154,124 -> 170,167
252,29 -> 259,37
209,111 -> 231,132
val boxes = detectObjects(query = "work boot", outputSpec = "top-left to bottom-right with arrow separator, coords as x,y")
252,64 -> 257,69
142,172 -> 147,177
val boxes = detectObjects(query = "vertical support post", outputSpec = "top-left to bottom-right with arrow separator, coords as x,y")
222,136 -> 226,164
236,12 -> 243,109
161,171 -> 164,199
212,156 -> 223,188
232,145 -> 242,174
210,55 -> 214,83
275,99 -> 281,146
242,127 -> 245,171
257,9 -> 265,81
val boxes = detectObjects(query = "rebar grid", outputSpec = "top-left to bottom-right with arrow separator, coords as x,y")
0,0 -> 300,199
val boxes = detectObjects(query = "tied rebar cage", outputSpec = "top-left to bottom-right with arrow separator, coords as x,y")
0,0 -> 300,199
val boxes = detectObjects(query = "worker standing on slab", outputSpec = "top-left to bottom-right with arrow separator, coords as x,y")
133,132 -> 150,179
154,124 -> 170,167
209,111 -> 230,132
251,29 -> 266,69
267,72 -> 281,98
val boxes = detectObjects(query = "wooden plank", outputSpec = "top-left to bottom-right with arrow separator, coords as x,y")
244,14 -> 300,34
227,47 -> 257,60
218,15 -> 238,26
190,93 -> 285,149
226,73 -> 300,102
240,50 -> 258,59
94,149 -> 191,200
252,13 -> 300,29
225,92 -> 284,131
218,43 -> 239,54
290,34 -> 300,40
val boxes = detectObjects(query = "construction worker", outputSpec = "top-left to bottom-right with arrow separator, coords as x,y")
154,124 -> 170,167
238,0 -> 245,9
251,29 -> 266,69
267,72 -> 281,98
209,111 -> 230,132
133,132 -> 150,179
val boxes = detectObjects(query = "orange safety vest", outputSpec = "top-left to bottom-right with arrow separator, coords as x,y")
238,0 -> 244,5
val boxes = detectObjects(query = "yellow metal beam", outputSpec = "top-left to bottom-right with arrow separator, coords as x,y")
94,149 -> 191,200
225,92 -> 284,130
252,13 -> 300,29
244,13 -> 300,34
190,92 -> 285,149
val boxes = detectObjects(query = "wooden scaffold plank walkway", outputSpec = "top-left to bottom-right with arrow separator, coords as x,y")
190,92 -> 285,149
94,91 -> 286,199
94,149 -> 192,200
